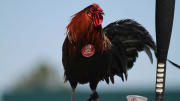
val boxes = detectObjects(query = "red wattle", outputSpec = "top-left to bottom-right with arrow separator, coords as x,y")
93,13 -> 103,27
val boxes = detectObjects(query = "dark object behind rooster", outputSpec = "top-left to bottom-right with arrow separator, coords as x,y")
62,3 -> 180,101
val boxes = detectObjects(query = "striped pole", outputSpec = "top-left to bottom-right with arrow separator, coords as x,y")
155,62 -> 166,101
155,0 -> 175,101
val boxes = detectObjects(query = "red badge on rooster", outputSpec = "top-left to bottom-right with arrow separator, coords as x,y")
81,44 -> 95,57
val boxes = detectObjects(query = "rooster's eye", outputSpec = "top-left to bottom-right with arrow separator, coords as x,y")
88,7 -> 102,17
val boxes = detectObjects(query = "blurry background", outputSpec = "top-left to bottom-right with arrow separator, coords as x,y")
0,0 -> 180,101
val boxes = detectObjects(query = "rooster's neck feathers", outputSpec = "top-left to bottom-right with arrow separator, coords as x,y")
66,6 -> 111,54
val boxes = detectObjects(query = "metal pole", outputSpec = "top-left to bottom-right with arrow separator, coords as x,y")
155,0 -> 175,101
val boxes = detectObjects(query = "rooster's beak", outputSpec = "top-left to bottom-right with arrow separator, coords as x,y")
100,12 -> 105,15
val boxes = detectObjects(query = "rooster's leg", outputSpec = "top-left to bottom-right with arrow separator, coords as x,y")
87,81 -> 99,101
70,81 -> 77,101
71,89 -> 75,101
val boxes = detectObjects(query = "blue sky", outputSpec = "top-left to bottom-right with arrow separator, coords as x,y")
0,0 -> 180,94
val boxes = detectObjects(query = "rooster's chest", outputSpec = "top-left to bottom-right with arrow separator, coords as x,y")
66,51 -> 111,83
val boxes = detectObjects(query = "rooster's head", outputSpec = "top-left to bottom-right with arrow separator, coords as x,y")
87,3 -> 104,27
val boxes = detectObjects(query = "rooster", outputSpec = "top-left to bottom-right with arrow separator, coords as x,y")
62,3 -> 180,101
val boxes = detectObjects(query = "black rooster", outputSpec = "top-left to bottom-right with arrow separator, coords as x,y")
62,3 -> 179,101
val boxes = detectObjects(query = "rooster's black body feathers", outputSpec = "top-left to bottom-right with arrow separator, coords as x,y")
63,19 -> 155,87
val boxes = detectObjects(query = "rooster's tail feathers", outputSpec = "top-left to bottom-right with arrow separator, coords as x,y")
104,19 -> 156,81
